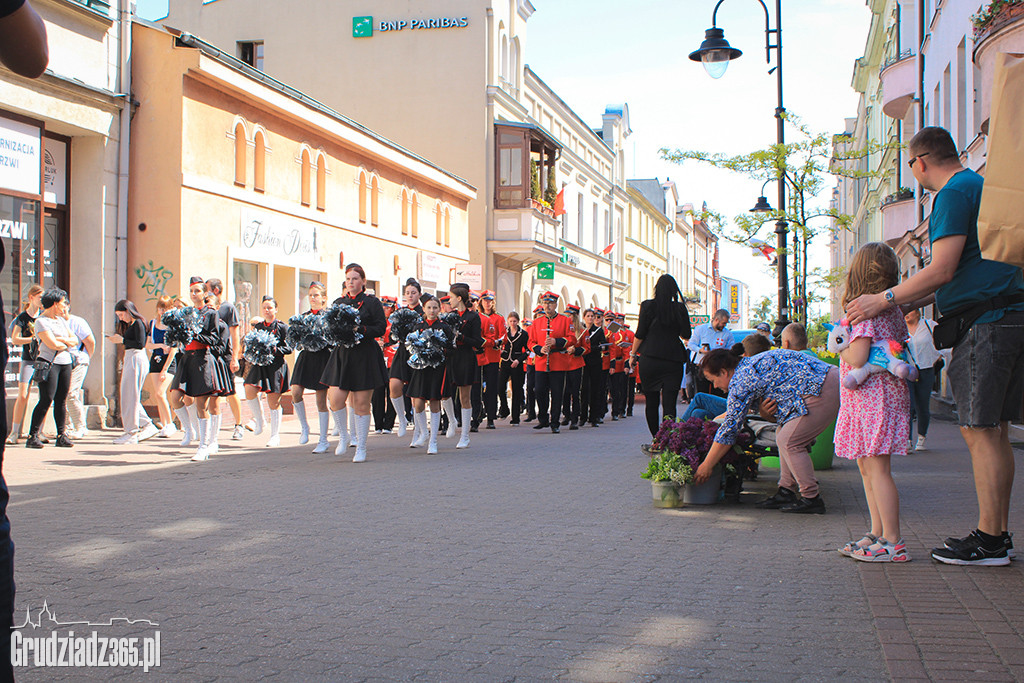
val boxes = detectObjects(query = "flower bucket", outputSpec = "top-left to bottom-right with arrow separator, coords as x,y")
651,481 -> 683,508
681,464 -> 722,505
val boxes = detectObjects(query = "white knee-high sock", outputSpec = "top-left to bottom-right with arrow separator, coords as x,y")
247,398 -> 264,433
391,396 -> 408,434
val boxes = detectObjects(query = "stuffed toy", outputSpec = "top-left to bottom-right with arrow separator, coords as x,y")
825,320 -> 919,389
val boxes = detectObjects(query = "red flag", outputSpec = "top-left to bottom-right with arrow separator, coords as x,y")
553,187 -> 566,217
601,242 -> 615,256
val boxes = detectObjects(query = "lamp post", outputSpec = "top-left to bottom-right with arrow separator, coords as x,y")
690,0 -> 790,338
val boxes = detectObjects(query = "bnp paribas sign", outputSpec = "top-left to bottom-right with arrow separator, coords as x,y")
353,15 -> 469,37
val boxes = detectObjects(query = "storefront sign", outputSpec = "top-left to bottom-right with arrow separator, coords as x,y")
729,284 -> 739,315
453,263 -> 482,289
418,251 -> 442,284
353,15 -> 469,37
43,138 -> 66,205
0,117 -> 41,195
536,262 -> 555,280
240,209 -> 318,266
691,315 -> 710,324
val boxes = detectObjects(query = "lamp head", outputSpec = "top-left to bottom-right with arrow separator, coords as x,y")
689,27 -> 742,79
750,196 -> 773,213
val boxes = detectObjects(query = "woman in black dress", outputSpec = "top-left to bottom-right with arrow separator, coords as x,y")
405,295 -> 454,454
321,264 -> 388,462
244,296 -> 291,448
498,311 -> 528,424
289,281 -> 333,453
447,283 -> 483,449
629,274 -> 692,437
388,278 -> 423,439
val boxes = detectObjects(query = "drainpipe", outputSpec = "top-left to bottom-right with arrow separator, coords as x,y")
116,0 -> 133,300
917,0 -> 925,226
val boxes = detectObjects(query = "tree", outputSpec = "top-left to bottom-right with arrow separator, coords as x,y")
750,295 -> 774,325
661,114 -> 885,326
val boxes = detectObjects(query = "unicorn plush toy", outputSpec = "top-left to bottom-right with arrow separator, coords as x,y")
825,320 -> 919,389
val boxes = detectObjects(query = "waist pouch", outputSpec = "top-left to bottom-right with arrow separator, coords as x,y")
933,293 -> 1024,350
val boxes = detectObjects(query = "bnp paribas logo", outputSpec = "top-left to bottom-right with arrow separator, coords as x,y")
353,16 -> 373,38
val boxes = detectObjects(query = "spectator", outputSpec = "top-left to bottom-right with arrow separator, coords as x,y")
781,323 -> 817,357
903,309 -> 943,452
755,321 -> 772,339
682,334 -> 773,423
846,126 -> 1024,566
108,300 -> 160,444
687,309 -> 732,395
63,298 -> 96,439
146,295 -> 179,438
25,288 -> 77,449
7,283 -> 43,444
742,333 -> 771,357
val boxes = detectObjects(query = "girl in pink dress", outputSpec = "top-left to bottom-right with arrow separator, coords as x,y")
835,242 -> 912,562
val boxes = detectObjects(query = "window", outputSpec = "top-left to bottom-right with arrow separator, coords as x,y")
401,188 -> 410,235
592,202 -> 598,252
627,267 -> 633,303
316,152 -> 327,211
409,190 -> 417,237
444,205 -> 451,247
577,193 -> 584,245
233,122 -> 247,187
435,201 -> 444,245
300,148 -> 311,207
357,170 -> 368,223
370,175 -> 380,226
239,41 -> 264,71
232,260 -> 262,337
253,129 -> 265,193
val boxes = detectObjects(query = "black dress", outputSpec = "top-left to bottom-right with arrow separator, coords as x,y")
172,307 -> 231,397
635,300 -> 692,393
290,309 -> 332,390
320,291 -> 389,391
405,319 -> 454,401
388,304 -> 423,384
244,319 -> 292,393
449,309 -> 483,387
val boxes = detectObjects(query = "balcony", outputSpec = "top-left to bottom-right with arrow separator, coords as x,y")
973,3 -> 1024,134
489,206 -> 562,263
880,51 -> 916,119
880,193 -> 916,244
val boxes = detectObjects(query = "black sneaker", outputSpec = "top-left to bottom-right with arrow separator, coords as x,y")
569,422 -> 578,431
779,495 -> 826,514
946,530 -> 1016,560
486,420 -> 495,430
524,416 -> 535,423
532,423 -> 549,430
55,434 -> 74,448
754,487 -> 797,509
932,532 -> 1009,566
25,434 -> 43,449
550,425 -> 560,434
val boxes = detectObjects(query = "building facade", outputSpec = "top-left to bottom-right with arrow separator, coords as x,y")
622,178 -> 674,326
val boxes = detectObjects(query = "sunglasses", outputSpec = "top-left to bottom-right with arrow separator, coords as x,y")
907,152 -> 929,169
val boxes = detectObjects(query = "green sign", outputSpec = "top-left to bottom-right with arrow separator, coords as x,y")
690,315 -> 710,324
559,246 -> 568,264
353,16 -> 374,37
537,262 -> 555,280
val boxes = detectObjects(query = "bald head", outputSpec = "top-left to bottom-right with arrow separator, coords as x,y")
781,323 -> 807,351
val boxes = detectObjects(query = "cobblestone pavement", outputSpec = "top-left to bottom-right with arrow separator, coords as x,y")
5,406 -> 1024,681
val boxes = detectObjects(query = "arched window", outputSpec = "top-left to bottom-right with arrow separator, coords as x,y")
510,38 -> 520,91
357,170 -> 368,223
233,121 -> 247,187
500,33 -> 509,82
410,191 -> 418,237
316,151 -> 327,211
300,147 -> 311,207
401,188 -> 410,236
253,128 -> 266,192
444,204 -> 451,248
435,201 -> 443,245
370,174 -> 380,227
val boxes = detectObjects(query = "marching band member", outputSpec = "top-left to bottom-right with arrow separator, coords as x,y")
580,308 -> 608,428
561,304 -> 589,430
243,296 -> 291,448
289,281 -> 334,452
372,295 -> 398,434
498,311 -> 528,425
477,290 -> 504,430
448,283 -> 483,449
523,304 -> 543,423
607,311 -> 629,420
619,313 -> 636,417
389,279 -> 423,438
527,292 -> 572,433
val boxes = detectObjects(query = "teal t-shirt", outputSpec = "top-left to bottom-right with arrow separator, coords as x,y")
929,169 -> 1024,324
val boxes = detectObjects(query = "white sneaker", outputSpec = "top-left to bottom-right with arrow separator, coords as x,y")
915,435 -> 927,451
191,446 -> 209,462
232,425 -> 245,440
312,440 -> 330,454
137,423 -> 160,442
244,420 -> 257,432
908,439 -> 915,452
427,441 -> 438,455
159,424 -> 177,438
113,431 -> 138,445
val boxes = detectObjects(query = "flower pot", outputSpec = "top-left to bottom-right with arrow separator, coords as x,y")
681,464 -> 722,505
651,480 -> 683,508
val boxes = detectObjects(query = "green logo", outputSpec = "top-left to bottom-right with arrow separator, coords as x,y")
353,16 -> 373,38
537,262 -> 555,280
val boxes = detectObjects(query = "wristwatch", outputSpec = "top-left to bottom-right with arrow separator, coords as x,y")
884,289 -> 895,305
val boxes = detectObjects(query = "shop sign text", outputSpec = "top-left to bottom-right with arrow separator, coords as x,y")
240,210 -> 319,265
0,117 -> 41,195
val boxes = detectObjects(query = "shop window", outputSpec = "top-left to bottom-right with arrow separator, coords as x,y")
234,122 -> 247,187
370,174 -> 379,226
253,129 -> 266,193
316,152 -> 327,211
357,170 -> 368,223
400,188 -> 410,235
298,270 -> 326,312
410,191 -> 418,237
232,260 -> 262,338
1,196 -> 41,391
300,147 -> 311,207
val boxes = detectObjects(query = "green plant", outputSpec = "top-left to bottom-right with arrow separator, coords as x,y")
972,0 -> 1023,35
530,160 -> 541,200
544,164 -> 557,205
641,451 -> 694,485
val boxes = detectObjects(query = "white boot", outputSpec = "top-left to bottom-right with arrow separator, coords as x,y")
175,407 -> 194,446
247,398 -> 265,435
456,408 -> 472,449
267,408 -> 281,447
208,414 -> 221,454
353,414 -> 371,463
294,400 -> 309,445
192,418 -> 210,461
391,396 -> 408,436
349,409 -> 358,446
186,404 -> 200,446
410,411 -> 428,448
443,398 -> 457,438
333,408 -> 349,455
313,411 -> 331,454
428,411 -> 440,455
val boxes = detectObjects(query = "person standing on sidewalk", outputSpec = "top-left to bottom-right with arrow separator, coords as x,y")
847,126 -> 1024,566
835,243 -> 912,563
7,284 -> 43,444
498,311 -> 527,424
205,278 -> 245,440
477,290 -> 504,430
63,299 -> 95,439
904,308 -> 942,451
26,289 -> 78,449
108,300 -> 160,445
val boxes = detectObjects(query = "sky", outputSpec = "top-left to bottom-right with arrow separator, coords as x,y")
133,0 -> 872,317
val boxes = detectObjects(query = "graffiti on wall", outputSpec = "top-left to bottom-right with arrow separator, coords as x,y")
135,260 -> 173,301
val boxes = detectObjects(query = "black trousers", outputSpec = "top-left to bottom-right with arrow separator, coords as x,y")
626,376 -> 636,415
480,362 -> 499,422
471,379 -> 483,425
30,362 -> 72,435
534,370 -> 565,427
371,385 -> 395,432
609,372 -> 627,417
562,367 -> 583,424
525,365 -> 536,419
498,362 -> 524,420
583,364 -> 606,424
0,299 -> 15,683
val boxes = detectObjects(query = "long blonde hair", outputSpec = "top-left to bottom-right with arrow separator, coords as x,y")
842,242 -> 900,308
21,284 -> 44,312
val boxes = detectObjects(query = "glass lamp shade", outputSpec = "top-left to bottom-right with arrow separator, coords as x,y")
701,50 -> 733,79
689,28 -> 742,80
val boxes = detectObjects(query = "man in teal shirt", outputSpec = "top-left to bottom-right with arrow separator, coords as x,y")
847,126 -> 1024,566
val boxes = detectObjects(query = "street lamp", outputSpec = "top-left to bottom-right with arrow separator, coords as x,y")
749,178 -> 774,213
689,0 -> 790,338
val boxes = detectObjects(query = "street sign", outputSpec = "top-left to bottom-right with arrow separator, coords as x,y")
537,262 -> 555,280
690,315 -> 710,324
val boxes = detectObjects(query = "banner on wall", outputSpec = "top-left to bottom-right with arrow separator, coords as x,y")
239,209 -> 319,267
0,116 -> 41,196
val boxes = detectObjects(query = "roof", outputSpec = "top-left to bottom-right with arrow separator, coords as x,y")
627,179 -> 667,217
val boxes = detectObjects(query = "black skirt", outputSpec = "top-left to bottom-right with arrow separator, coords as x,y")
637,355 -> 684,394
172,349 -> 230,397
320,340 -> 388,392
449,346 -> 480,387
291,348 -> 331,390
389,343 -> 412,383
407,364 -> 451,401
245,359 -> 290,393
149,353 -> 176,375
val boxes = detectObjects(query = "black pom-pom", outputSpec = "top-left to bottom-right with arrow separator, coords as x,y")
405,327 -> 449,369
388,307 -> 423,342
161,307 -> 203,347
287,312 -> 331,352
323,303 -> 363,348
439,311 -> 461,330
242,329 -> 278,366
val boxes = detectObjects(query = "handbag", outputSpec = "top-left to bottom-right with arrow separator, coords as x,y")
933,292 -> 1024,350
32,358 -> 52,383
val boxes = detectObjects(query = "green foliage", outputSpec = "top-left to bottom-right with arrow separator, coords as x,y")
807,314 -> 832,350
544,164 -> 557,205
751,295 -> 775,324
530,160 -> 541,201
972,0 -> 1023,35
641,451 -> 694,485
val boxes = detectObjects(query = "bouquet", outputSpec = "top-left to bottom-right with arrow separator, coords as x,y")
161,307 -> 203,347
287,312 -> 330,352
242,329 -> 278,366
405,327 -> 449,369
323,303 -> 363,348
388,307 -> 423,342
641,416 -> 731,486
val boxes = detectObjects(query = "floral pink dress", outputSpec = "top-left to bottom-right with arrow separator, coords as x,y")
834,306 -> 911,459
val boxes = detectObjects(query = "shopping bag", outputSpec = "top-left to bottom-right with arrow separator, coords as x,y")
978,52 -> 1024,269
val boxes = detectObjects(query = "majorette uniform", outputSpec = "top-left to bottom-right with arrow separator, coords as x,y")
449,308 -> 483,387
320,291 -> 388,392
243,319 -> 292,393
291,309 -> 332,391
172,306 -> 231,397
405,318 -> 455,401
388,304 -> 423,385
